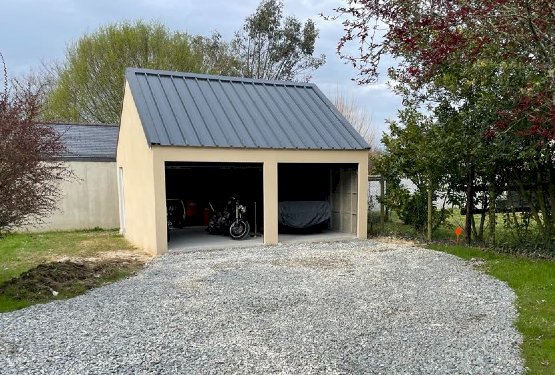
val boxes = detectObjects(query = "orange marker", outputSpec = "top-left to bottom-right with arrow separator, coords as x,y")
455,227 -> 463,243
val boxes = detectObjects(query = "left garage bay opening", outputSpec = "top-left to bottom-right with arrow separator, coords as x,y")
165,162 -> 264,250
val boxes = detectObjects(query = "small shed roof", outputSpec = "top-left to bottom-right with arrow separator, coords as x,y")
126,68 -> 370,150
48,123 -> 118,161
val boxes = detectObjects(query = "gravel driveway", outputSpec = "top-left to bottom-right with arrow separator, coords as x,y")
0,240 -> 523,374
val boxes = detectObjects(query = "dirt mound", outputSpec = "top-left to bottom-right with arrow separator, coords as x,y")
0,259 -> 144,303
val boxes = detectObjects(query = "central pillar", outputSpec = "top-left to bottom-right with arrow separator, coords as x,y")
357,159 -> 369,239
263,160 -> 278,245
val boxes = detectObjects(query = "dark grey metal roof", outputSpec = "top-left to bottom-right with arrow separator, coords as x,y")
48,123 -> 118,161
125,68 -> 370,150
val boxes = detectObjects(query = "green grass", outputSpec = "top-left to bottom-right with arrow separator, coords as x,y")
370,210 -> 553,253
429,244 -> 555,375
0,229 -> 142,312
0,229 -> 133,283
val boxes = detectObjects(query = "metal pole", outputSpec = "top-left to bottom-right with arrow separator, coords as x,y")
254,201 -> 258,237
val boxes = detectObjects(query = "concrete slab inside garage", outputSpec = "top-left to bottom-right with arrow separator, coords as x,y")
168,227 -> 355,252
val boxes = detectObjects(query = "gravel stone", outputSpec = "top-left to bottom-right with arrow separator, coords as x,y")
0,240 -> 523,374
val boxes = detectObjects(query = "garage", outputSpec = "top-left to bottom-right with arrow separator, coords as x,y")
117,68 -> 370,255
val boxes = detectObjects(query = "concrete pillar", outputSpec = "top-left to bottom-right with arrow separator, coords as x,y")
263,160 -> 278,244
153,156 -> 168,255
357,160 -> 369,239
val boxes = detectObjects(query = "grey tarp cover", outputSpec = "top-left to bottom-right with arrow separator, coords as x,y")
278,201 -> 331,229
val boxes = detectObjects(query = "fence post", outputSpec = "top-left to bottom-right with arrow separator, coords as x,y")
380,176 -> 385,230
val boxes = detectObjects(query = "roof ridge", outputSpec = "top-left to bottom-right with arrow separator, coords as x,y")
125,67 -> 315,88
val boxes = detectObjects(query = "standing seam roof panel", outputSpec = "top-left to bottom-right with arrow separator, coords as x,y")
289,87 -> 352,149
173,78 -> 215,147
241,83 -> 295,148
253,84 -> 311,149
211,81 -> 258,148
129,75 -> 158,145
186,78 -> 224,147
150,75 -> 186,146
141,74 -> 173,145
273,85 -> 335,149
200,79 -> 245,147
166,76 -> 201,145
125,68 -> 370,150
227,83 -> 273,148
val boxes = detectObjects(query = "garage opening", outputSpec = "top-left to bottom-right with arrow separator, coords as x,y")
278,163 -> 358,242
165,162 -> 263,250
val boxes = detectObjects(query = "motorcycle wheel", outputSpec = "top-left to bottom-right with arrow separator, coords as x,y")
229,220 -> 250,240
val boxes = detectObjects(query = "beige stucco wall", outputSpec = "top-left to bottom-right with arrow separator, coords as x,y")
118,81 -> 369,256
117,82 -> 158,254
22,161 -> 119,232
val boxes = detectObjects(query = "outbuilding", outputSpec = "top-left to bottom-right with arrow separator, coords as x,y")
117,68 -> 370,256
26,123 -> 120,232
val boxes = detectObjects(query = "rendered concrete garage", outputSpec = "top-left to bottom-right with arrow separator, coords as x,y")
117,68 -> 370,255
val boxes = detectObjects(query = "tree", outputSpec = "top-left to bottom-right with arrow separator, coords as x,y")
331,89 -> 375,147
44,21 -> 239,124
232,0 -> 325,81
0,55 -> 70,234
331,0 -> 555,245
376,107 -> 453,238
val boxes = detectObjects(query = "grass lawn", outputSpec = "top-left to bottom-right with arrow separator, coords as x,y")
430,244 -> 555,375
0,230 -> 147,312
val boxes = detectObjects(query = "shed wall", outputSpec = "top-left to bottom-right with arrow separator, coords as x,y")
21,161 -> 119,232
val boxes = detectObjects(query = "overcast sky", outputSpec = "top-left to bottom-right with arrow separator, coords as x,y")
0,0 -> 401,146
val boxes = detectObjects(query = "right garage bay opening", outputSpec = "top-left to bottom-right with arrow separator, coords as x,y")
278,163 -> 358,242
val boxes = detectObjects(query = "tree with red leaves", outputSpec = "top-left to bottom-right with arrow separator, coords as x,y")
0,55 -> 70,234
332,0 -> 555,245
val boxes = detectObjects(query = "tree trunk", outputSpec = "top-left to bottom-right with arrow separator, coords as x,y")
465,164 -> 475,245
488,184 -> 497,247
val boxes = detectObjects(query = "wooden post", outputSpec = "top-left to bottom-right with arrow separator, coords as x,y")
379,176 -> 385,230
427,184 -> 432,242
488,185 -> 496,247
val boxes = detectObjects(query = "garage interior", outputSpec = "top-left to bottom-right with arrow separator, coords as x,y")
165,162 -> 264,250
278,163 -> 359,242
165,162 -> 359,250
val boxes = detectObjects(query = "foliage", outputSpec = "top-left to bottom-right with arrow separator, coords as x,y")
232,0 -> 325,81
0,55 -> 70,234
430,244 -> 555,375
332,0 -> 555,246
375,107 -> 452,232
44,21 -> 239,124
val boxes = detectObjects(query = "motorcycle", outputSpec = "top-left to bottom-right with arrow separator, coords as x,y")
166,199 -> 186,229
206,197 -> 250,240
